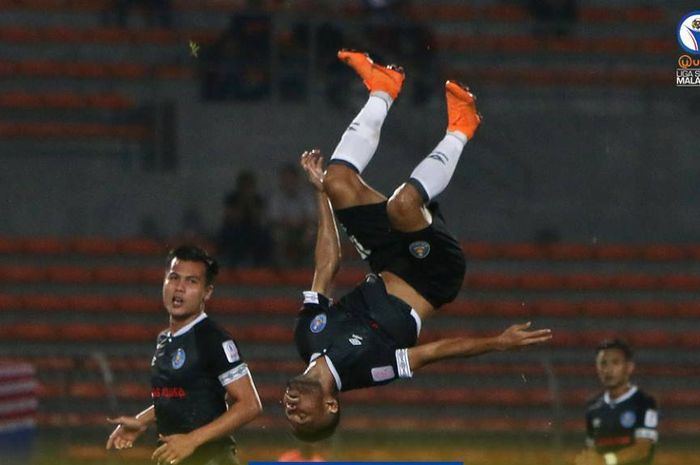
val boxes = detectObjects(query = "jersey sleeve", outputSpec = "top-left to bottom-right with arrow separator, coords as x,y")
302,291 -> 332,311
202,326 -> 250,387
635,395 -> 658,443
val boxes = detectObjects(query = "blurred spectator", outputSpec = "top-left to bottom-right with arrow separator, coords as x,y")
200,0 -> 271,101
528,0 -> 578,37
113,0 -> 173,28
218,170 -> 272,267
178,205 -> 210,245
268,162 -> 315,268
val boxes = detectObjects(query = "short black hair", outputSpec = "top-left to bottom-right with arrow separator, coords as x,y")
166,245 -> 219,285
596,338 -> 633,360
292,409 -> 341,443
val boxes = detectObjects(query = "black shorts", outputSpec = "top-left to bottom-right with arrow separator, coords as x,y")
335,201 -> 466,308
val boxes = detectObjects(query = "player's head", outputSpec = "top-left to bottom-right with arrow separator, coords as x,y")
283,375 -> 340,442
162,245 -> 219,320
595,339 -> 634,390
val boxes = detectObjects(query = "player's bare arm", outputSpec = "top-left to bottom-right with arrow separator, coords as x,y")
407,322 -> 552,372
106,405 -> 155,450
301,149 -> 341,296
151,373 -> 262,465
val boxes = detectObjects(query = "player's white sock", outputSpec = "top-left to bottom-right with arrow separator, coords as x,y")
329,93 -> 392,174
408,131 -> 467,201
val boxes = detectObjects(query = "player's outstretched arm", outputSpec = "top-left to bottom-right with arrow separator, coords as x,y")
407,322 -> 552,372
301,149 -> 341,296
105,405 -> 155,450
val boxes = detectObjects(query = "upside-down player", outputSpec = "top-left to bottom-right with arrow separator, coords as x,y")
283,50 -> 552,442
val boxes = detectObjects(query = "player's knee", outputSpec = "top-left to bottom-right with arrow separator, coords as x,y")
386,188 -> 422,222
324,165 -> 358,200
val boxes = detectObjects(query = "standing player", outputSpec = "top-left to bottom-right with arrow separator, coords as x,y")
283,50 -> 552,441
575,339 -> 658,465
106,245 -> 262,465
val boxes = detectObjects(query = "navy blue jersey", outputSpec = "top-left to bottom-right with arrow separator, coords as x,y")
294,274 -> 419,391
585,386 -> 658,465
151,314 -> 249,448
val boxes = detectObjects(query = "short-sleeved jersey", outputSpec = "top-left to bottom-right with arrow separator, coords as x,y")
151,313 -> 249,449
294,274 -> 419,391
585,386 -> 658,465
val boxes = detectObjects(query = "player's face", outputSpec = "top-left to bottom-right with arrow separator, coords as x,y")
283,376 -> 332,431
162,258 -> 212,321
596,348 -> 633,390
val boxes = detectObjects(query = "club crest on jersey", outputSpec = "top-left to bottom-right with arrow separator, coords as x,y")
310,313 -> 327,333
592,417 -> 601,428
409,241 -> 431,259
171,348 -> 186,369
620,410 -> 636,428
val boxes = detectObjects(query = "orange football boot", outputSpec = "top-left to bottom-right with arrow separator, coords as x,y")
337,49 -> 405,100
445,80 -> 481,140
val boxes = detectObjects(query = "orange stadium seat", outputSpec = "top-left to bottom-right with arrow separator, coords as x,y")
641,244 -> 688,261
628,331 -> 677,348
118,238 -> 165,255
22,237 -> 69,254
116,295 -> 159,313
626,301 -> 676,318
546,243 -> 594,260
70,237 -> 119,255
0,265 -> 45,282
0,237 -> 23,253
46,265 -> 93,283
461,242 -> 500,259
593,244 -> 640,260
579,301 -> 624,317
676,302 -> 700,318
533,300 -> 580,317
0,293 -> 22,310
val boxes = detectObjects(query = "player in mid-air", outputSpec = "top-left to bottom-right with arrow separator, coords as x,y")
283,50 -> 552,441
575,339 -> 658,465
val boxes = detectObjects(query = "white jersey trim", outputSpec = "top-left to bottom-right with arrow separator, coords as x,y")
635,428 -> 658,443
410,309 -> 422,337
170,312 -> 208,338
395,348 -> 413,378
324,356 -> 342,391
604,385 -> 637,406
218,363 -> 250,386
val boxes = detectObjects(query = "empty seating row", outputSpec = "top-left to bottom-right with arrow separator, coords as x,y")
3,264 -> 700,291
4,237 -> 698,261
4,292 -> 700,318
2,323 -> 699,348
0,237 -> 165,255
0,0 -> 667,25
436,34 -> 671,56
0,91 -> 134,110
0,121 -> 149,139
0,59 -> 192,80
0,25 -> 670,57
447,66 -> 667,88
0,25 -> 215,44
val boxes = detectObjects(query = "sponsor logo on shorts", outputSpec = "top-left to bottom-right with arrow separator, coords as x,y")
620,410 -> 636,428
310,313 -> 327,333
171,348 -> 186,369
409,241 -> 431,259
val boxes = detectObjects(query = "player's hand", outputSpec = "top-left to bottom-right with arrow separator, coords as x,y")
300,149 -> 325,192
574,449 -> 605,465
496,322 -> 552,351
106,416 -> 147,450
152,433 -> 197,465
